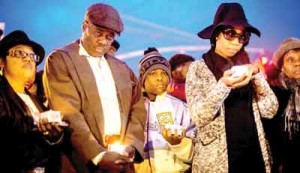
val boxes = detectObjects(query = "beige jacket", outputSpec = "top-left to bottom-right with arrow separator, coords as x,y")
43,40 -> 147,172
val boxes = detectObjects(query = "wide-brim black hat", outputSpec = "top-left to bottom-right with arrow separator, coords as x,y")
0,30 -> 45,65
197,3 -> 261,39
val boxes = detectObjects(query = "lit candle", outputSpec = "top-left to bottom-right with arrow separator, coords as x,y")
108,142 -> 126,155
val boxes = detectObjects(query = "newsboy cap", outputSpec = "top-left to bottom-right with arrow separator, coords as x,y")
198,2 -> 260,39
273,37 -> 300,68
0,30 -> 45,65
85,3 -> 124,35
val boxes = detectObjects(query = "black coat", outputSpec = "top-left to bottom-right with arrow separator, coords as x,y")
262,87 -> 291,173
0,76 -> 61,173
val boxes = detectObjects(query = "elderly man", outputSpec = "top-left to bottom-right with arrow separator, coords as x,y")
43,3 -> 146,173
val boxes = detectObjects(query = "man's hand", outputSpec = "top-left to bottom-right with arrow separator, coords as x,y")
98,151 -> 132,173
124,145 -> 135,161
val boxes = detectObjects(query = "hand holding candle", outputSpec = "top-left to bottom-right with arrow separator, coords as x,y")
221,64 -> 257,89
161,124 -> 186,145
35,110 -> 68,127
108,143 -> 135,162
124,145 -> 135,162
231,65 -> 249,78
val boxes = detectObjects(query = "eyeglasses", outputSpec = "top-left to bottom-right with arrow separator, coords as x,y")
8,49 -> 40,63
222,28 -> 250,44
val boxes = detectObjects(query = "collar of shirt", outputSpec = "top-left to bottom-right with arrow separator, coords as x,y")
155,92 -> 168,102
79,40 -> 105,60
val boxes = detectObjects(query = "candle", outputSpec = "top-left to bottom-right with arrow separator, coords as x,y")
108,142 -> 126,155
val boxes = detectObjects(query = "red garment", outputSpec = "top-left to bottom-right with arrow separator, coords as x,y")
167,81 -> 186,102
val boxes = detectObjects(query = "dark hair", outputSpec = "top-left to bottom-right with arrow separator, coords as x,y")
30,70 -> 47,105
111,40 -> 120,51
210,26 -> 225,47
0,47 -> 7,60
265,63 -> 282,87
277,57 -> 284,70
169,54 -> 195,71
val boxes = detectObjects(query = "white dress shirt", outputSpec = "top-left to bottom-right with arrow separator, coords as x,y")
79,42 -> 122,165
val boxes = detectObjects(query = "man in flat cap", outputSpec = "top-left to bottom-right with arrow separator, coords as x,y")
43,3 -> 146,173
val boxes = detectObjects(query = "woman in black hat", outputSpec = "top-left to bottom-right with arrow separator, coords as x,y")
185,3 -> 278,173
0,30 -> 64,173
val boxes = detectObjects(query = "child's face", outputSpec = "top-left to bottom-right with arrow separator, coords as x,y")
144,68 -> 170,97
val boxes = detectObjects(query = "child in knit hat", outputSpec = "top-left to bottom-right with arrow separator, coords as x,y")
135,47 -> 195,173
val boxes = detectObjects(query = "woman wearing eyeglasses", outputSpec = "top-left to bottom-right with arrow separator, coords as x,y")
186,3 -> 278,173
0,30 -> 64,173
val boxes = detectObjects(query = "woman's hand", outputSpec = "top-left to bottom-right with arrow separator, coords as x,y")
221,65 -> 255,89
38,118 -> 63,142
246,64 -> 260,76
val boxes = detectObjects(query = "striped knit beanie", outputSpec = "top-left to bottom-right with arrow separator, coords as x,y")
138,47 -> 171,86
